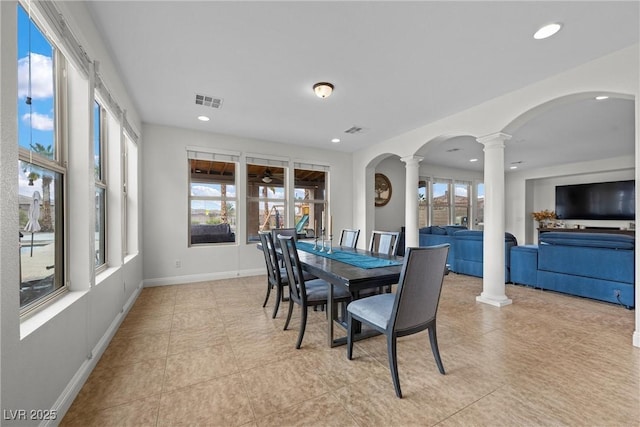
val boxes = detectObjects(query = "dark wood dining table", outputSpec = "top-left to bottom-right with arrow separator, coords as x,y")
289,244 -> 404,347
257,240 -> 404,346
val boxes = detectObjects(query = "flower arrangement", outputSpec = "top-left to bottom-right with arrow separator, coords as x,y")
531,209 -> 557,222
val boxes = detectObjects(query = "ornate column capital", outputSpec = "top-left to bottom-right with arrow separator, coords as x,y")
400,155 -> 424,167
477,132 -> 512,149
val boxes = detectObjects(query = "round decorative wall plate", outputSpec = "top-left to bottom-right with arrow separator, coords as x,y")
375,173 -> 392,207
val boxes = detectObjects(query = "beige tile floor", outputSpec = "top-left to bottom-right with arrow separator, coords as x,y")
62,273 -> 639,426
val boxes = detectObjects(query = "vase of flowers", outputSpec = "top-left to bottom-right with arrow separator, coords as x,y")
532,209 -> 557,228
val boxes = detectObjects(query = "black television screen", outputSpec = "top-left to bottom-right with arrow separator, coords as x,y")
555,180 -> 635,220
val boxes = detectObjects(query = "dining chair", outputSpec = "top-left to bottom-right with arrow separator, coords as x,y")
271,227 -> 298,267
258,231 -> 289,318
369,230 -> 400,256
339,229 -> 360,248
346,244 -> 450,398
278,234 -> 352,349
368,230 -> 401,293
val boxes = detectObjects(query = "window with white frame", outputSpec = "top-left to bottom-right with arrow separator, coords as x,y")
454,181 -> 471,227
17,3 -> 66,311
246,157 -> 287,242
123,133 -> 139,254
431,179 -> 451,226
418,180 -> 429,228
293,163 -> 328,237
418,178 -> 482,228
476,182 -> 485,229
94,100 -> 107,270
188,150 -> 238,245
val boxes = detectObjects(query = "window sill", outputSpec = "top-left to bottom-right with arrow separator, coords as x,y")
96,265 -> 120,286
20,290 -> 87,340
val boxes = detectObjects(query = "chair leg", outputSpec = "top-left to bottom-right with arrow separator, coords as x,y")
346,314 -> 354,360
272,283 -> 282,318
283,299 -> 294,331
428,324 -> 446,375
387,333 -> 402,398
262,280 -> 272,308
296,305 -> 308,349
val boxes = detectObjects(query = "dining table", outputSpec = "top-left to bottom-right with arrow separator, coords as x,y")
275,240 -> 404,347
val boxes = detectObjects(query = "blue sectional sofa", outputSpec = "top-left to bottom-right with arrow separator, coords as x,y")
510,232 -> 635,308
419,226 -> 518,282
453,230 -> 518,282
419,225 -> 467,268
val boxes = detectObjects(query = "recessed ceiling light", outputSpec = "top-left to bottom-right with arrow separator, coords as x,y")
595,95 -> 609,100
331,138 -> 340,143
533,23 -> 562,40
510,166 -> 518,170
469,158 -> 478,162
197,115 -> 210,122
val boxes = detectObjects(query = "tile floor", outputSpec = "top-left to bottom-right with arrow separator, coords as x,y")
62,273 -> 639,426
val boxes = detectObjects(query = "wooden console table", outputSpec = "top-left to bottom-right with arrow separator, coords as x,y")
538,227 -> 635,237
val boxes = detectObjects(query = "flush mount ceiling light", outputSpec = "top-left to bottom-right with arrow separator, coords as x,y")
533,22 -> 563,40
313,82 -> 334,98
595,95 -> 609,100
197,115 -> 210,122
331,138 -> 341,143
469,158 -> 478,162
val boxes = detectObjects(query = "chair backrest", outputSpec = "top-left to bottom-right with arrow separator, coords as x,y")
369,230 -> 400,256
391,244 -> 450,334
277,234 -> 307,306
339,229 -> 360,248
271,227 -> 297,248
258,231 -> 282,285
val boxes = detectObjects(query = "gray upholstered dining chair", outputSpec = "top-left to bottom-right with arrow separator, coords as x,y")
369,230 -> 400,256
346,244 -> 450,398
339,229 -> 360,248
278,234 -> 352,349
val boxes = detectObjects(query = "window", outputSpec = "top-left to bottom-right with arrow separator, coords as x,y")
418,180 -> 429,228
431,179 -> 451,226
17,3 -> 66,311
123,134 -> 139,254
94,101 -> 107,270
293,166 -> 327,237
454,181 -> 470,227
476,182 -> 485,229
246,163 -> 286,242
189,159 -> 237,245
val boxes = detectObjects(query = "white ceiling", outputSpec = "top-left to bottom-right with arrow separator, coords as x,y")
86,1 -> 638,171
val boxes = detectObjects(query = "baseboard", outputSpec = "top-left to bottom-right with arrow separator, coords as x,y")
43,281 -> 143,426
143,268 -> 264,287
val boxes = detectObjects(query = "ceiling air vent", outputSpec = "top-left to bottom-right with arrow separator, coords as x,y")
195,94 -> 223,109
344,125 -> 364,134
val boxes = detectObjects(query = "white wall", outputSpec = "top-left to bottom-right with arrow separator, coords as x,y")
141,124 -> 353,286
373,156 -> 405,234
0,1 -> 143,423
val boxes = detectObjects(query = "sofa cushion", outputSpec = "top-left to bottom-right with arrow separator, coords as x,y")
539,232 -> 634,250
419,226 -> 432,234
444,225 -> 467,235
431,226 -> 447,235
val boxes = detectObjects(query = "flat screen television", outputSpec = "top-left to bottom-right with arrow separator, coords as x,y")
555,180 -> 635,220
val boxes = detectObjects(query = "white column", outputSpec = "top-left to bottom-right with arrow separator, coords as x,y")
476,132 -> 512,307
401,155 -> 423,250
